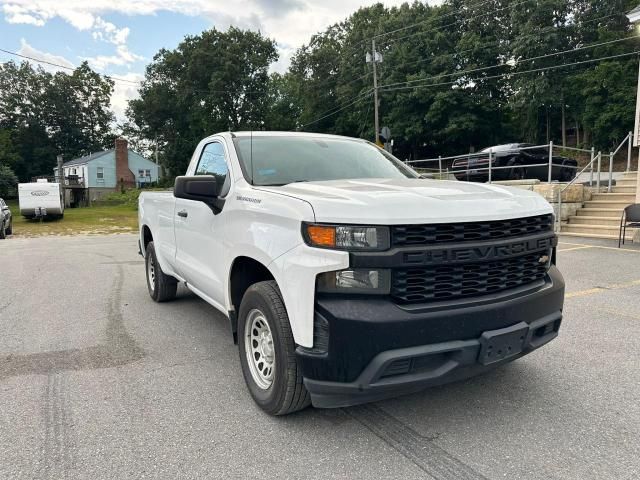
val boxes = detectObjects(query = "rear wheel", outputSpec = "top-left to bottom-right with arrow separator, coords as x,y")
507,160 -> 526,180
238,280 -> 310,415
559,167 -> 573,182
145,241 -> 177,302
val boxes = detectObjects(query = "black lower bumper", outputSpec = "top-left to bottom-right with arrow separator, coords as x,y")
297,266 -> 564,408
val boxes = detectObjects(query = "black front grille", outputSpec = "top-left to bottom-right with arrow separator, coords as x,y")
391,252 -> 548,304
392,214 -> 553,246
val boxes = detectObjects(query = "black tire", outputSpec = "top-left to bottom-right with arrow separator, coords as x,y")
0,220 -> 5,239
238,280 -> 311,415
5,218 -> 12,235
507,160 -> 526,180
145,241 -> 177,302
559,167 -> 573,182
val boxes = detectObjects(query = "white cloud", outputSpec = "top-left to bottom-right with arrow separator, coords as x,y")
110,71 -> 143,123
93,16 -> 130,45
17,38 -> 75,72
85,44 -> 144,70
3,0 -> 433,123
1,1 -> 412,67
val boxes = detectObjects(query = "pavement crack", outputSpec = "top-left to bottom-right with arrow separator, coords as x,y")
346,404 -> 489,480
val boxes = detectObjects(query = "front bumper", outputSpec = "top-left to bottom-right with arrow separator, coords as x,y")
297,266 -> 564,408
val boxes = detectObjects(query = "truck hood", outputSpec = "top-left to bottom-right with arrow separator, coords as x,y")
260,178 -> 552,224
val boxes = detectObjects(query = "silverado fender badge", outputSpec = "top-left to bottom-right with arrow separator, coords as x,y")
236,195 -> 262,204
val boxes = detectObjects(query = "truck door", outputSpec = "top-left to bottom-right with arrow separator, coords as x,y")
174,140 -> 230,309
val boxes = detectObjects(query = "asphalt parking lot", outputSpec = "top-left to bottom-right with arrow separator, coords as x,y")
1,234 -> 639,480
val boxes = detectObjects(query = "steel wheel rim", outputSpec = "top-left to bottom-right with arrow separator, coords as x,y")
245,308 -> 275,390
147,255 -> 156,292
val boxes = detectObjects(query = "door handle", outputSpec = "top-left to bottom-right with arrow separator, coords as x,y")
177,210 -> 188,218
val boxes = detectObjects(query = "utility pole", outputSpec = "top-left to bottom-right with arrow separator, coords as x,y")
366,40 -> 382,145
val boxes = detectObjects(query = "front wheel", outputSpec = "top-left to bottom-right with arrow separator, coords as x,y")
0,221 -> 5,239
145,241 -> 177,302
5,219 -> 12,235
238,281 -> 310,415
507,161 -> 526,180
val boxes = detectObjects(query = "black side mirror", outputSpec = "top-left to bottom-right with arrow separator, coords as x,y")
174,175 -> 225,212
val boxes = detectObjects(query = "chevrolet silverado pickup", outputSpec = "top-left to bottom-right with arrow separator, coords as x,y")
138,131 -> 564,415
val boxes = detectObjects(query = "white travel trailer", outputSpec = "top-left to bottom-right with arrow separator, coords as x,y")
18,179 -> 65,219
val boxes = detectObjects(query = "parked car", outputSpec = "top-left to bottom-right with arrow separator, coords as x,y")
0,198 -> 13,239
451,143 -> 578,182
139,132 -> 564,415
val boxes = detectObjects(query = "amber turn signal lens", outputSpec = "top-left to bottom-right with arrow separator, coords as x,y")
306,225 -> 336,247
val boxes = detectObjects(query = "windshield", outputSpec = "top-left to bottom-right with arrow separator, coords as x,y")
233,135 -> 418,186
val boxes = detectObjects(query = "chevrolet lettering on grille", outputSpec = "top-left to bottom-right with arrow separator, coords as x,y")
402,236 -> 556,265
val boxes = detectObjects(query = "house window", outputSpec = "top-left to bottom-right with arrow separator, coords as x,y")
138,169 -> 144,178
97,167 -> 104,179
145,169 -> 151,177
72,168 -> 77,175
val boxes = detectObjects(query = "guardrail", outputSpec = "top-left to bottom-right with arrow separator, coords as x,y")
555,152 -> 603,233
405,132 -> 636,190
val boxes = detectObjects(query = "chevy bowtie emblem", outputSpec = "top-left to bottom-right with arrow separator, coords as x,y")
538,255 -> 550,264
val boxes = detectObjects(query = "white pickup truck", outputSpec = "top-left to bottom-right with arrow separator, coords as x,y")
139,131 -> 564,415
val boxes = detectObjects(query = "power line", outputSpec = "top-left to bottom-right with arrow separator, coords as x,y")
380,0 -> 533,47
378,35 -> 640,89
379,11 -> 622,78
298,88 -> 372,129
374,0 -> 497,40
0,48 -> 142,86
379,50 -> 640,93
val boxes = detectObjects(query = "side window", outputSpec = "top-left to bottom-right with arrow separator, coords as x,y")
195,142 -> 229,186
97,167 -> 104,179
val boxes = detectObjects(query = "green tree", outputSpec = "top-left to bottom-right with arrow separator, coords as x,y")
0,60 -> 115,181
127,27 -> 278,176
0,164 -> 18,197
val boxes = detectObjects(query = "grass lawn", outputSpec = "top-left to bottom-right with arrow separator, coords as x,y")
5,200 -> 138,237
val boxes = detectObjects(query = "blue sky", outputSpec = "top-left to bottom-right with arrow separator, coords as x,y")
0,0 -> 410,121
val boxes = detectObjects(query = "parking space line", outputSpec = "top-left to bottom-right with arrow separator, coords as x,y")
558,241 -> 640,253
565,279 -> 640,299
557,245 -> 594,252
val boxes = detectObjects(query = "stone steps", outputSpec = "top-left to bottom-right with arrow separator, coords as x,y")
591,192 -> 636,202
583,200 -> 634,210
617,179 -> 638,187
568,215 -> 620,226
577,207 -> 625,216
561,224 -> 629,237
612,186 -> 637,193
559,171 -> 636,240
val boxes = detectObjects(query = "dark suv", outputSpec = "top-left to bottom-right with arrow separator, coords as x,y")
451,143 -> 578,182
0,198 -> 13,239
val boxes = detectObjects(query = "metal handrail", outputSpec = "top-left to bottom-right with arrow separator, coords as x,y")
407,136 -> 634,183
556,152 -> 602,233
406,143 -> 551,164
606,132 -> 632,192
553,145 -> 594,153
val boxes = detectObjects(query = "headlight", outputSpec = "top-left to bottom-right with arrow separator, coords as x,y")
302,223 -> 390,251
317,269 -> 391,295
